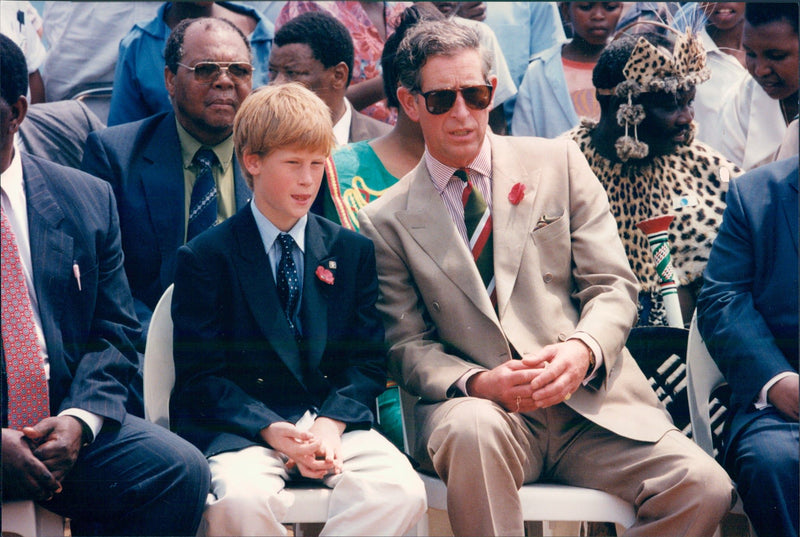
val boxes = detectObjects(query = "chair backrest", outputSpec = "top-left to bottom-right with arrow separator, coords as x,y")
625,326 -> 692,435
143,284 -> 175,429
70,84 -> 113,125
686,314 -> 729,459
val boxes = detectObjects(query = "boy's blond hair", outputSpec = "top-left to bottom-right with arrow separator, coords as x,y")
234,83 -> 335,188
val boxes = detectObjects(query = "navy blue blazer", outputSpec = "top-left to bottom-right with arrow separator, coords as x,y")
697,157 -> 799,453
2,154 -> 142,427
170,207 -> 386,457
80,112 -> 252,330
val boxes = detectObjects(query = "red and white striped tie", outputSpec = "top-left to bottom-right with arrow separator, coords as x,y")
456,169 -> 496,308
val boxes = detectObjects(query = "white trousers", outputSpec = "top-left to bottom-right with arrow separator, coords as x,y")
201,429 -> 426,536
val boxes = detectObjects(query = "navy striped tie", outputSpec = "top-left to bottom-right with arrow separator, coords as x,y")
187,148 -> 218,241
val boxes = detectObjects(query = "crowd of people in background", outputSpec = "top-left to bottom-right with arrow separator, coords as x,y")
2,2 -> 797,537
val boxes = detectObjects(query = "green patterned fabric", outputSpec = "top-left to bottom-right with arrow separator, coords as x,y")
324,141 -> 399,232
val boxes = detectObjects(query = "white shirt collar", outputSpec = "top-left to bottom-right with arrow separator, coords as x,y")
333,98 -> 353,147
1,139 -> 26,215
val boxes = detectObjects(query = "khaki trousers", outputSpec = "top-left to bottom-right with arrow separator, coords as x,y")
415,397 -> 734,537
202,429 -> 426,536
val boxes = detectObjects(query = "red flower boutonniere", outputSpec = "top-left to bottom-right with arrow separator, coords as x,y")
315,265 -> 335,285
508,182 -> 526,205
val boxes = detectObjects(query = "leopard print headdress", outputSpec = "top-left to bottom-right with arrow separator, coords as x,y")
597,26 -> 710,161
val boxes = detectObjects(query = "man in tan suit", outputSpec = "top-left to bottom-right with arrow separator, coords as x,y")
358,19 -> 734,537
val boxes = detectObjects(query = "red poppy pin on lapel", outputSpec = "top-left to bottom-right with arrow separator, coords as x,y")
316,265 -> 334,285
508,182 -> 526,205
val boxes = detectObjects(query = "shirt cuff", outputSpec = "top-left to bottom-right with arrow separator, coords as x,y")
568,333 -> 604,385
755,372 -> 798,410
453,368 -> 485,397
59,408 -> 104,443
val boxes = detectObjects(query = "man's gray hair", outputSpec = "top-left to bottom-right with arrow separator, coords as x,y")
395,19 -> 492,92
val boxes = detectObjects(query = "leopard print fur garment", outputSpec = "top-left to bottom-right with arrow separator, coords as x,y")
567,121 -> 742,326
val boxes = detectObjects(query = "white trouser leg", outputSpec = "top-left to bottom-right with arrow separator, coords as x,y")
202,446 -> 292,537
320,429 -> 426,536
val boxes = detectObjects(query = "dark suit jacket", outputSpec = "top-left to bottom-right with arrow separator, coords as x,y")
80,111 -> 252,330
170,207 -> 386,456
697,156 -> 799,453
2,154 -> 141,427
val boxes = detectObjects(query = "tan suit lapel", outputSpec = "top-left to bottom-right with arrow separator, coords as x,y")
397,161 -> 499,324
488,135 -> 541,318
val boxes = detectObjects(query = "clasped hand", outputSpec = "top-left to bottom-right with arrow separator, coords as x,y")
2,416 -> 84,501
467,340 -> 593,414
261,417 -> 345,479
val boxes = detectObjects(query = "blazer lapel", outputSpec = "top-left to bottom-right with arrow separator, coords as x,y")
22,155 -> 72,385
300,215 -> 331,373
232,209 -> 305,385
489,134 -> 540,317
140,113 -> 185,277
397,162 -> 497,322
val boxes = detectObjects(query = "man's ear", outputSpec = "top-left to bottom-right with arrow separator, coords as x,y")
397,86 -> 420,122
488,74 -> 498,110
331,62 -> 349,91
165,66 -> 176,99
8,96 -> 28,136
242,150 -> 263,178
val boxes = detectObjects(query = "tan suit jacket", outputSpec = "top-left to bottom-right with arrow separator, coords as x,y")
359,134 -> 674,443
349,109 -> 391,143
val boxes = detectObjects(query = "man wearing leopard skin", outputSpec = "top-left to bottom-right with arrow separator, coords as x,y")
568,30 -> 742,327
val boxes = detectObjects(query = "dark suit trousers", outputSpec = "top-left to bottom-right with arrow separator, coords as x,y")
43,415 -> 210,536
728,409 -> 799,537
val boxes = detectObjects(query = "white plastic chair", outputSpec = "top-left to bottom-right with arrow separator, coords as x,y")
686,314 -> 728,458
685,314 -> 754,536
398,390 -> 636,534
143,285 -> 333,529
69,85 -> 113,125
1,501 -> 65,537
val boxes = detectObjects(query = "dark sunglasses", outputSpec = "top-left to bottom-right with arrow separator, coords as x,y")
177,62 -> 254,84
418,84 -> 494,115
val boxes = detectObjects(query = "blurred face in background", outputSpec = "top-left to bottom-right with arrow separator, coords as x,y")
743,18 -> 799,101
562,3 -> 622,46
268,43 -> 345,114
700,3 -> 746,32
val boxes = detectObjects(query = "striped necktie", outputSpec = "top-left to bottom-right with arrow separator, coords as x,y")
2,209 -> 49,429
187,148 -> 218,241
455,169 -> 496,308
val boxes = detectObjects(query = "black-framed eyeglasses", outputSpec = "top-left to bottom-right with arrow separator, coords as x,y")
177,62 -> 254,84
418,84 -> 494,115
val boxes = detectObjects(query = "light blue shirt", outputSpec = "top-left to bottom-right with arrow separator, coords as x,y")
250,200 -> 306,325
511,43 -> 578,138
